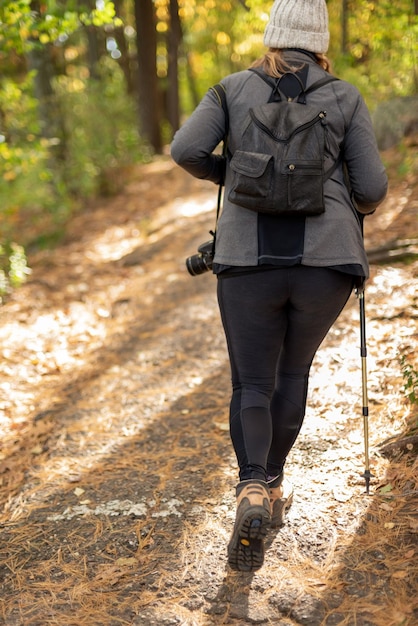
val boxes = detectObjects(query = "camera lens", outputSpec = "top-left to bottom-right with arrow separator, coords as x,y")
185,240 -> 214,277
186,254 -> 210,276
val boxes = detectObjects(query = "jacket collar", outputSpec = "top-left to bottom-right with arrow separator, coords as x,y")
282,49 -> 318,64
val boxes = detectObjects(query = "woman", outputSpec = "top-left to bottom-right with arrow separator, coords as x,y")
171,0 -> 387,572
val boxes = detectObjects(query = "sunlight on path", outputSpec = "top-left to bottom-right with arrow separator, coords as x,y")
0,166 -> 416,626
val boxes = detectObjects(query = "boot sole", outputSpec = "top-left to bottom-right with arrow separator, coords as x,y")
227,505 -> 271,572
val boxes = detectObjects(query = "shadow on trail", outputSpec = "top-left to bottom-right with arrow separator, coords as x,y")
1,318 -> 415,625
0,164 -> 416,625
0,205 -> 216,511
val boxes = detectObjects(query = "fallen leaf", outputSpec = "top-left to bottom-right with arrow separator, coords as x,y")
74,487 -> 85,497
379,502 -> 394,511
378,484 -> 393,494
392,570 -> 409,579
68,474 -> 82,483
214,422 -> 229,431
115,557 -> 138,567
384,522 -> 395,529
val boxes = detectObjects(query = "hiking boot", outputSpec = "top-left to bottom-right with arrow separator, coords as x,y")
268,474 -> 293,528
227,479 -> 271,572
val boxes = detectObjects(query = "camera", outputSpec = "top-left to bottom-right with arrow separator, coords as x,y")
186,239 -> 215,276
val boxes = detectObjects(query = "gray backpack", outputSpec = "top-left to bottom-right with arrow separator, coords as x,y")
226,69 -> 340,216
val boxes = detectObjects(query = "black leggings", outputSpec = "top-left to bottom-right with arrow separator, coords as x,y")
217,266 -> 353,482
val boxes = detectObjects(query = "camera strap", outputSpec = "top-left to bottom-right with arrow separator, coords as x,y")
209,83 -> 229,255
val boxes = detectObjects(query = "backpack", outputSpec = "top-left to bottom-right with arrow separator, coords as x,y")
213,69 -> 340,217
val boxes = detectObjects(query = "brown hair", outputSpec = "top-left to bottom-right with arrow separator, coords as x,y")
251,48 -> 332,78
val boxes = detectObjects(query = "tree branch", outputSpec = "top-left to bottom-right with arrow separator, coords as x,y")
367,238 -> 418,264
379,434 -> 418,458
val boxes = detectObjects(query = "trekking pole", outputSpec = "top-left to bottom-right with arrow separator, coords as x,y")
357,285 -> 373,494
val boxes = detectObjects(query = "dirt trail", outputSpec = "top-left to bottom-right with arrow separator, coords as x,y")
0,158 -> 417,626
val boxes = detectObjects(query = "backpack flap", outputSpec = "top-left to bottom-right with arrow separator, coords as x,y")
229,151 -> 274,202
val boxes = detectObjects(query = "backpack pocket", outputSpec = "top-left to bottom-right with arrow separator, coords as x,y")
283,159 -> 325,215
228,151 -> 273,208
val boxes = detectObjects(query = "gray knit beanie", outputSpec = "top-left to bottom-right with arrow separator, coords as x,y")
263,0 -> 330,54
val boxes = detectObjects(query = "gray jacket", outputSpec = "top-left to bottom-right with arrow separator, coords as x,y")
171,52 -> 388,276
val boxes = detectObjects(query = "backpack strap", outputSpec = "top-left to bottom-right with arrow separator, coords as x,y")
249,67 -> 339,103
304,75 -> 340,96
209,83 -> 229,135
324,153 -> 342,182
208,83 -> 229,246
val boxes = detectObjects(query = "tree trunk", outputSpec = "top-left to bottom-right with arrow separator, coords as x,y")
85,25 -> 101,80
27,42 -> 66,162
27,2 -> 66,168
134,0 -> 162,153
166,0 -> 182,135
341,0 -> 349,54
83,0 -> 103,81
85,25 -> 100,80
113,0 -> 136,94
186,52 -> 200,110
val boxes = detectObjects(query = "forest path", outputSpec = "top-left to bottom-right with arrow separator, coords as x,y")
0,158 -> 417,626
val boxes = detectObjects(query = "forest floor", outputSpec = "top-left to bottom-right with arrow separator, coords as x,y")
0,151 -> 417,626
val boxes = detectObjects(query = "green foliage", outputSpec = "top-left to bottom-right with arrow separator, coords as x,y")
0,67 -> 65,245
395,138 -> 418,178
0,1 -> 149,272
0,74 -> 39,141
0,61 -> 147,251
0,136 -> 71,243
176,0 -> 418,113
400,355 -> 418,406
0,0 -> 121,54
177,0 -> 266,109
329,0 -> 418,108
0,242 -> 30,301
57,59 -> 147,198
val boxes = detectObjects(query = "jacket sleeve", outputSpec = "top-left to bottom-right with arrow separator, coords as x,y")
170,88 -> 227,185
343,92 -> 388,214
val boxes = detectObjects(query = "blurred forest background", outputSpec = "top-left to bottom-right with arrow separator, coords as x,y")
0,0 -> 417,298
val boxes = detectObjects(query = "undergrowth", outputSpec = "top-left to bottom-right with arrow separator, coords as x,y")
0,61 -> 151,296
401,356 -> 418,407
